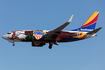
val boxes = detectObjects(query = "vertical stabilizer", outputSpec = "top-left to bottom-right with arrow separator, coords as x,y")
72,11 -> 99,32
80,11 -> 99,32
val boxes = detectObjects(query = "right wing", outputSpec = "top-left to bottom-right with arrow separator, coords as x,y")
42,15 -> 73,40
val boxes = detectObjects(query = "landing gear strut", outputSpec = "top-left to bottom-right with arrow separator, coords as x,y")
13,42 -> 15,46
49,42 -> 53,49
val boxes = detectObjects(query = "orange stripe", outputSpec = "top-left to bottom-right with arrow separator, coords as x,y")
83,11 -> 99,26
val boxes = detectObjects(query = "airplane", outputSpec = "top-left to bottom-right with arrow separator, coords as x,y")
2,11 -> 102,49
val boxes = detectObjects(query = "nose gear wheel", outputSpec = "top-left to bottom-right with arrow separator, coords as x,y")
13,42 -> 15,46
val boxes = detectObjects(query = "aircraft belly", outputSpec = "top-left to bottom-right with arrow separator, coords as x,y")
57,38 -> 83,42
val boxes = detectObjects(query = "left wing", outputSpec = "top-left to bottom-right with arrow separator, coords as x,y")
42,15 -> 73,40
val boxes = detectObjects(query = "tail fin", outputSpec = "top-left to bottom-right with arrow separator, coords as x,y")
72,11 -> 99,32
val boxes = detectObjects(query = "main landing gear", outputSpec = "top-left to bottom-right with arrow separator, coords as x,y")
48,41 -> 58,49
49,42 -> 53,49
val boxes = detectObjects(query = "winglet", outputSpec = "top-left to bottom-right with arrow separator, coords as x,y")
68,15 -> 73,23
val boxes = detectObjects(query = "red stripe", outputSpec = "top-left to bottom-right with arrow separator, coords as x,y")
34,34 -> 43,39
81,13 -> 99,28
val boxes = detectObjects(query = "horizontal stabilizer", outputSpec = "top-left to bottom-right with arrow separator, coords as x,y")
87,27 -> 102,34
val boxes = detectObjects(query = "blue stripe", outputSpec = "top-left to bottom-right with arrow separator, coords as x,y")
71,22 -> 96,32
34,31 -> 45,35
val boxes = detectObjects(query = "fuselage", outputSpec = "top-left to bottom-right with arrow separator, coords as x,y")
2,30 -> 93,43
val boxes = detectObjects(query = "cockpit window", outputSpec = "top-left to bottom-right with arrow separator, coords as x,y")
7,33 -> 11,34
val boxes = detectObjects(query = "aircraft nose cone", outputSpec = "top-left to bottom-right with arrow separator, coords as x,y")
2,35 -> 5,39
2,35 -> 7,40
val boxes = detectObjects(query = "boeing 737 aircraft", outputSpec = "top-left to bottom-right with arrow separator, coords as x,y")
2,11 -> 102,49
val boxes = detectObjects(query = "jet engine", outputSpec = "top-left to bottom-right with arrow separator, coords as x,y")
32,42 -> 45,47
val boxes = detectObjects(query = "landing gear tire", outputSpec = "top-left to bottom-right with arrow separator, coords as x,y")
49,43 -> 53,49
49,45 -> 52,49
13,43 -> 15,46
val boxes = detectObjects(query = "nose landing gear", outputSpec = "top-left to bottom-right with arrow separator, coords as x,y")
13,42 -> 15,46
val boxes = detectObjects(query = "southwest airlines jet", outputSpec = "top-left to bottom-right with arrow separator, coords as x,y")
2,11 -> 102,49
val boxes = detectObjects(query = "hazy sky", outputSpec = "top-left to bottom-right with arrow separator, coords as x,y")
0,0 -> 105,70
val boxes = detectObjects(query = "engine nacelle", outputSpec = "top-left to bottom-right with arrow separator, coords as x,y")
32,42 -> 45,47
